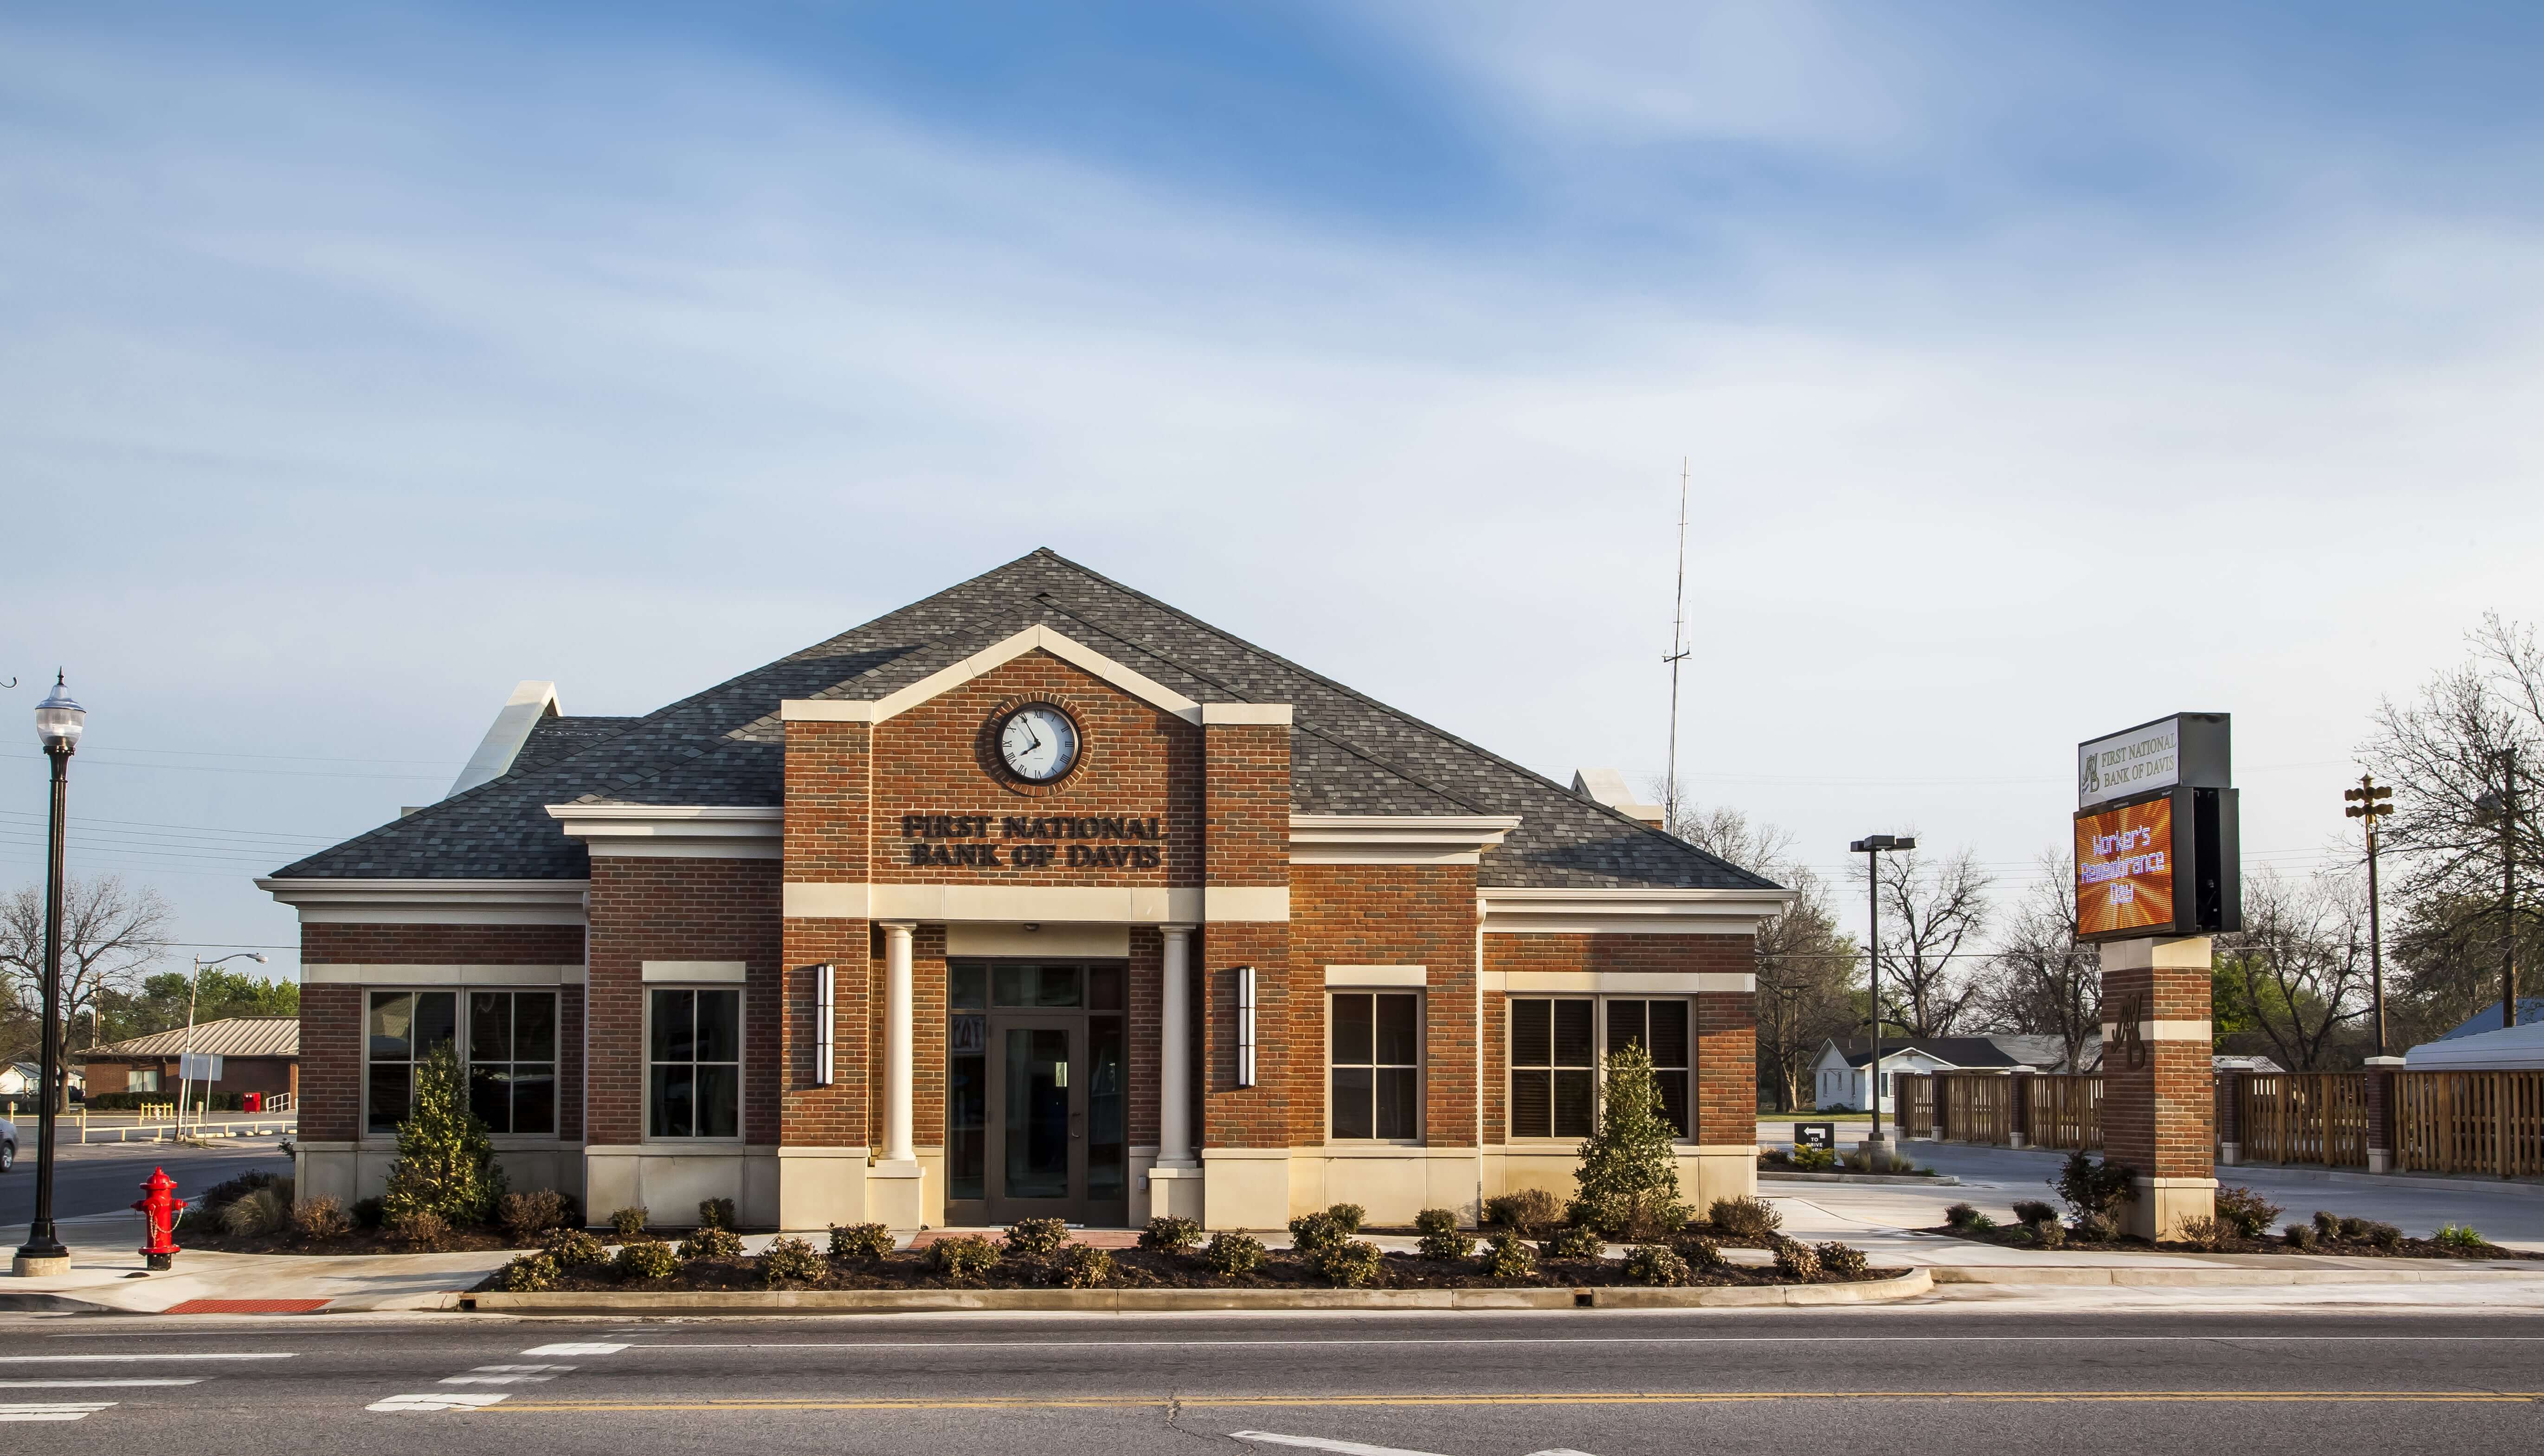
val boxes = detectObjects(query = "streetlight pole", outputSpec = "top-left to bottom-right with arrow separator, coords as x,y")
2346,774 -> 2394,1057
1850,833 -> 1915,1154
14,673 -> 84,1277
177,951 -> 267,1130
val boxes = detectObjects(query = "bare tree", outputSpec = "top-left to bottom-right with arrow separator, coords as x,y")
1971,854 -> 2101,1069
1855,848 -> 1989,1037
2215,869 -> 2372,1071
0,874 -> 173,1109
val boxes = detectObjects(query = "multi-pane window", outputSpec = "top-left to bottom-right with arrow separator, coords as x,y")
649,988 -> 741,1139
467,990 -> 558,1135
1330,992 -> 1420,1140
367,990 -> 457,1135
1509,997 -> 1692,1140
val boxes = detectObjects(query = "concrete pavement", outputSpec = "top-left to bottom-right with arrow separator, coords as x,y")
0,1139 -> 291,1228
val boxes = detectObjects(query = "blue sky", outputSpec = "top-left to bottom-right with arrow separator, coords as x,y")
4,1 -> 2542,977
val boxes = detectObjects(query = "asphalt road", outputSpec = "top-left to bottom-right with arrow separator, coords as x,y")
0,1138 -> 290,1227
3,1307 -> 2540,1451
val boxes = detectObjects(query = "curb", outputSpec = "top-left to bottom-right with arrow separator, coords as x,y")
1761,1172 -> 1964,1187
458,1268 -> 1932,1314
0,1291 -> 117,1315
1926,1263 -> 2544,1287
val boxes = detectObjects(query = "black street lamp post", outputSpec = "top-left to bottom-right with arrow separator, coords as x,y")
1849,833 -> 1915,1153
13,673 -> 84,1277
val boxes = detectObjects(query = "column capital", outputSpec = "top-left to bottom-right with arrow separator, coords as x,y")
1160,923 -> 1198,936
878,920 -> 917,936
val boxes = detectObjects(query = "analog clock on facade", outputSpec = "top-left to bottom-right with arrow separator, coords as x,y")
998,704 -> 1080,783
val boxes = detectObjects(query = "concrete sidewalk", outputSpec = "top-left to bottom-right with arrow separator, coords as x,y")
0,1212 -> 514,1314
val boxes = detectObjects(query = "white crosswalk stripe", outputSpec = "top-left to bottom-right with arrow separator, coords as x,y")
522,1342 -> 626,1356
367,1392 -> 511,1412
442,1364 -> 575,1385
0,1403 -> 117,1423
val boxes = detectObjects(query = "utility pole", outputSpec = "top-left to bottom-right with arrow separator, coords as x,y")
2345,773 -> 2394,1057
1662,458 -> 1690,833
1849,834 -> 1914,1153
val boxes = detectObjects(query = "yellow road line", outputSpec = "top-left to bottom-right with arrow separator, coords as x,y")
468,1390 -> 2544,1413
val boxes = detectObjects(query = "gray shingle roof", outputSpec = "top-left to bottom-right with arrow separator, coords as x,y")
273,550 -> 1778,892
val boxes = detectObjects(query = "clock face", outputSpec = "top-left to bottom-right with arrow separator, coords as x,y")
998,705 -> 1080,783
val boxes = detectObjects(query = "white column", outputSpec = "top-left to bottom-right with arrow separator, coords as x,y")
1159,924 -> 1196,1166
882,921 -> 915,1166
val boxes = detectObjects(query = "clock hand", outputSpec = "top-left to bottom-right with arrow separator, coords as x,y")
1024,721 -> 1044,755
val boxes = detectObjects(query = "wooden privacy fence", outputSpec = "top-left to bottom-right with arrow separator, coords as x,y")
2235,1072 -> 2369,1168
1896,1073 -> 1935,1139
2393,1070 -> 2544,1177
1894,1072 -> 2101,1151
2028,1075 -> 2103,1151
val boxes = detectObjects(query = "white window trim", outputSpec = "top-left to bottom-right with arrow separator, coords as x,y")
643,983 -> 747,1146
1504,994 -> 1695,1146
1326,988 -> 1425,1146
360,986 -> 565,1147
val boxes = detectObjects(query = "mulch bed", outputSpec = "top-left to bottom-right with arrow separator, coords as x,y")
1927,1222 -> 2543,1261
471,1240 -> 1900,1295
174,1223 -> 530,1257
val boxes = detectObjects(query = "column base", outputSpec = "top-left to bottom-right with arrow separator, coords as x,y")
2217,1142 -> 2240,1167
11,1253 -> 71,1278
2124,1176 -> 2216,1241
2007,1132 -> 2028,1149
1146,1162 -> 1205,1223
866,1159 -> 926,1232
2367,1148 -> 2392,1175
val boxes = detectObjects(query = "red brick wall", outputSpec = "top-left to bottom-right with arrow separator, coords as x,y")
2100,958 -> 2214,1180
300,981 -> 362,1142
1200,719 -> 1292,1150
1481,933 -> 1758,1148
586,857 -> 782,1147
783,718 -> 871,885
779,918 -> 870,1147
1129,926 -> 1163,1146
1288,863 -> 1480,1147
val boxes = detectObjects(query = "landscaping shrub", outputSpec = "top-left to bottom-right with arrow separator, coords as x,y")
1707,1195 -> 1782,1239
2435,1223 -> 2489,1250
1623,1244 -> 1688,1286
2071,1212 -> 2116,1243
2312,1210 -> 2342,1240
198,1169 -> 285,1210
1539,1225 -> 1604,1260
698,1197 -> 737,1231
830,1222 -> 894,1259
1815,1242 -> 1870,1279
930,1234 -> 1000,1283
1326,1203 -> 1367,1234
221,1186 -> 288,1237
1139,1216 -> 1204,1255
1482,1187 -> 1562,1234
2009,1199 -> 2059,1227
1420,1226 -> 1479,1262
610,1206 -> 649,1238
351,1195 -> 386,1230
1677,1234 -> 1726,1270
2362,1220 -> 2403,1251
388,1211 -> 450,1251
500,1189 -> 570,1244
2175,1215 -> 2230,1251
1321,1239 -> 1386,1287
1480,1230 -> 1537,1281
1943,1202 -> 1983,1231
1005,1217 -> 1070,1259
2338,1215 -> 2372,1241
1413,1207 -> 1459,1236
2213,1186 -> 2284,1240
2283,1222 -> 2318,1251
679,1225 -> 744,1261
1771,1238 -> 1823,1280
1789,1144 -> 1838,1172
2050,1150 -> 2136,1224
1053,1244 -> 1116,1288
2029,1220 -> 2067,1250
290,1194 -> 352,1241
1287,1211 -> 1348,1261
1567,1044 -> 1689,1238
616,1239 -> 677,1281
1203,1231 -> 1267,1276
762,1235 -> 826,1286
498,1252 -> 558,1292
381,1043 -> 506,1228
543,1227 -> 609,1267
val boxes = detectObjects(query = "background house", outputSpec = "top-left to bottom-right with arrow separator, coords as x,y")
76,1017 -> 299,1104
1809,1034 -> 2112,1111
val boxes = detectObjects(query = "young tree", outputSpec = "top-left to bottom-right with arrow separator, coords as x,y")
381,1043 -> 507,1226
0,874 -> 172,1108
1971,855 -> 2101,1069
1856,848 -> 1990,1037
1568,1041 -> 1689,1239
2215,870 -> 2372,1071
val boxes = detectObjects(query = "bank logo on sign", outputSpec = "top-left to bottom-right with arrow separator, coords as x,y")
2079,750 -> 2101,802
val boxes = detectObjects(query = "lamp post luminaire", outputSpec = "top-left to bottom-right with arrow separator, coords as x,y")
13,673 -> 84,1277
1850,833 -> 1915,1154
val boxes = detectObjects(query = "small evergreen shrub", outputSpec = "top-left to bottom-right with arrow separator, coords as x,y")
498,1252 -> 559,1292
1480,1230 -> 1537,1281
1053,1244 -> 1117,1288
2071,1212 -> 2117,1242
2009,1199 -> 2059,1227
197,1170 -> 285,1209
1483,1187 -> 1562,1233
762,1235 -> 826,1286
1707,1195 -> 1782,1239
2338,1215 -> 2372,1241
1139,1216 -> 1204,1254
2435,1223 -> 2489,1250
1203,1231 -> 1268,1276
388,1211 -> 450,1250
1943,1202 -> 1983,1231
382,1044 -> 506,1228
2283,1222 -> 2318,1251
1326,1203 -> 1367,1234
1623,1244 -> 1688,1286
1815,1242 -> 1870,1278
1677,1234 -> 1726,1270
2312,1210 -> 2342,1240
2029,1220 -> 2067,1250
830,1222 -> 894,1259
2214,1186 -> 2284,1239
1417,1215 -> 1477,1261
2362,1220 -> 2403,1250
2051,1151 -> 2136,1223
1771,1238 -> 1823,1280
615,1239 -> 677,1281
221,1187 -> 288,1237
500,1189 -> 570,1243
1567,1044 -> 1690,1238
290,1194 -> 351,1241
1288,1211 -> 1347,1261
1540,1225 -> 1604,1260
2175,1215 -> 2230,1251
930,1234 -> 1000,1282
1005,1217 -> 1070,1259
543,1227 -> 609,1267
611,1206 -> 649,1238
351,1195 -> 386,1230
1321,1239 -> 1386,1287
1413,1207 -> 1459,1237
679,1225 -> 744,1260
1789,1144 -> 1838,1172
697,1197 -> 737,1231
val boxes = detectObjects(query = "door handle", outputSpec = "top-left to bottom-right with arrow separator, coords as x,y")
1070,1110 -> 1083,1140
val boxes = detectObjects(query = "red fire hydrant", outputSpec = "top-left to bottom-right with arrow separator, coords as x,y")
135,1167 -> 185,1271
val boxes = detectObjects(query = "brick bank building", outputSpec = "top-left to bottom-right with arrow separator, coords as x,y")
260,552 -> 1788,1231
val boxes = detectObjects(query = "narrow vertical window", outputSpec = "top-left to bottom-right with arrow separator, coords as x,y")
1330,992 -> 1421,1140
1606,998 -> 1691,1137
649,987 -> 741,1138
365,990 -> 455,1134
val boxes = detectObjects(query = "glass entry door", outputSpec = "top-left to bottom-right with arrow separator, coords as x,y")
945,960 -> 1129,1227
